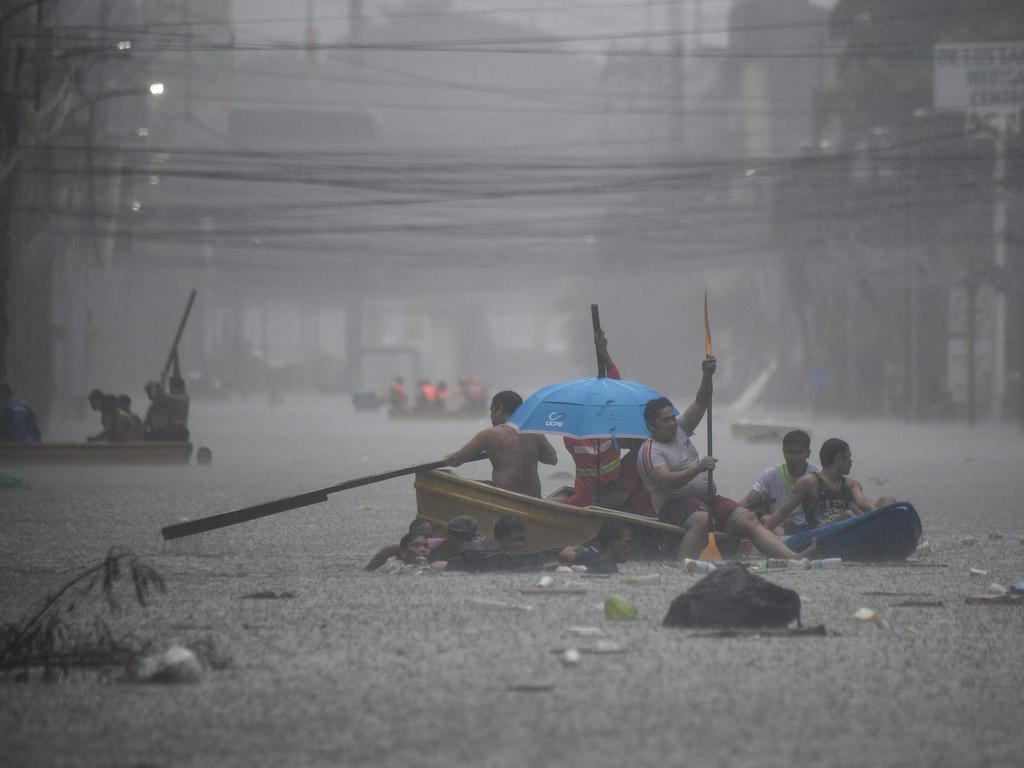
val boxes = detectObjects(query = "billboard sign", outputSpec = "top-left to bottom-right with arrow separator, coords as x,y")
934,42 -> 1024,124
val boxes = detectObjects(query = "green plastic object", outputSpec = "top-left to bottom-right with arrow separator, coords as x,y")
0,474 -> 25,487
604,595 -> 638,621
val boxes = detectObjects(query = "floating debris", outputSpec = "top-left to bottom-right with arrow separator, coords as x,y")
853,607 -> 881,622
239,591 -> 296,599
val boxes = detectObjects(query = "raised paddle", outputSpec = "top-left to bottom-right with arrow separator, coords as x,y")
704,288 -> 714,518
160,454 -> 486,540
162,289 -> 197,381
591,303 -> 606,378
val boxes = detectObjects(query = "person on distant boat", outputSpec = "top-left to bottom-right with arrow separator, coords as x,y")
737,430 -> 821,535
364,519 -> 435,571
637,357 -> 815,562
86,388 -> 112,442
416,380 -> 436,413
434,381 -> 449,412
118,394 -> 145,437
445,390 -> 557,498
388,376 -> 408,412
761,438 -> 896,533
144,354 -> 190,442
100,394 -> 142,443
559,519 -> 632,574
0,383 -> 42,443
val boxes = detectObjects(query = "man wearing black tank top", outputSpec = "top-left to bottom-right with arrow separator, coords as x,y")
761,438 -> 895,532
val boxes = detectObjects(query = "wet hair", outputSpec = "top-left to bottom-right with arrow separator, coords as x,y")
102,393 -> 119,411
819,438 -> 850,468
643,397 -> 674,426
399,531 -> 426,552
0,383 -> 12,399
782,430 -> 811,451
408,518 -> 433,535
117,394 -> 132,411
493,516 -> 526,542
88,388 -> 104,405
490,390 -> 523,416
596,520 -> 629,549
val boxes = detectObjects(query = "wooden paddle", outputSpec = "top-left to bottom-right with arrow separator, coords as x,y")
591,304 -> 606,378
160,454 -> 486,540
704,289 -> 714,517
162,289 -> 197,381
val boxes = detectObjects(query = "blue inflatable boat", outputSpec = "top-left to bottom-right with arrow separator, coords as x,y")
781,501 -> 922,561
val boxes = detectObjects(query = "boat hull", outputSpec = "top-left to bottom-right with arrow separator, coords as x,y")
414,469 -> 684,552
782,502 -> 922,561
0,442 -> 194,465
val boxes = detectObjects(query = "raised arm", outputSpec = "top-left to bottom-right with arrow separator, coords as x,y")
680,357 -> 715,434
446,429 -> 491,467
596,331 -> 622,380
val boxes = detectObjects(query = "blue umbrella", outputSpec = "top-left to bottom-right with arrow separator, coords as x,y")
507,377 -> 677,440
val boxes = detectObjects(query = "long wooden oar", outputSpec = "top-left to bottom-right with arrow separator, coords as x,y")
160,454 -> 485,540
704,288 -> 714,518
161,289 -> 197,380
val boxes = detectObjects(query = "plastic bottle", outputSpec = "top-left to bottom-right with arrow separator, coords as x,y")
683,559 -> 717,575
807,558 -> 843,570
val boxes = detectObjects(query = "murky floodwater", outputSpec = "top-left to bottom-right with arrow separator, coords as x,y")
2,396 -> 1023,767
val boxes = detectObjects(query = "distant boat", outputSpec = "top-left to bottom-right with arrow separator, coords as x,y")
0,442 -> 194,465
389,408 -> 488,421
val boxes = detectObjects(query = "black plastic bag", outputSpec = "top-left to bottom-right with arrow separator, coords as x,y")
662,563 -> 801,629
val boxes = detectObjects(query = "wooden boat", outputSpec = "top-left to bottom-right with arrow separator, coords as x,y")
0,442 -> 194,465
781,502 -> 922,561
730,419 -> 806,442
414,469 -> 685,552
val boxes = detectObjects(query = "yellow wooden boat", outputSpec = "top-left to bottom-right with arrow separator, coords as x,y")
0,442 -> 194,465
414,469 -> 686,551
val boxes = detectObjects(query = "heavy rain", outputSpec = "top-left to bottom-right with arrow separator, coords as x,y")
1,2 -> 1023,767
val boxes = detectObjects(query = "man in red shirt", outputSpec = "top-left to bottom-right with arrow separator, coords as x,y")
561,332 -> 652,514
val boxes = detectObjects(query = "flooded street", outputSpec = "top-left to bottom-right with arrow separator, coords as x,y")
2,398 -> 1023,767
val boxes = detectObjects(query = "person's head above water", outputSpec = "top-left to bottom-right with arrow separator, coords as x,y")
782,430 -> 812,473
398,532 -> 430,563
493,516 -> 527,552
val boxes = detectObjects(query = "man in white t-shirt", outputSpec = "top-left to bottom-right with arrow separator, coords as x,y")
738,430 -> 821,534
636,358 -> 815,561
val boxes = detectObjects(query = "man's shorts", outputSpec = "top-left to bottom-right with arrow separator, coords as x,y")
657,495 -> 745,532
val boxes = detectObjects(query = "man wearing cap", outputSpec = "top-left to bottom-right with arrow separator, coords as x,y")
428,515 -> 480,562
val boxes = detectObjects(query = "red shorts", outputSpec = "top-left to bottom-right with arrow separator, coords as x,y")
658,495 -> 743,531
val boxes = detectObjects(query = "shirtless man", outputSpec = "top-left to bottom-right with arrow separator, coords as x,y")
445,390 -> 557,498
761,437 -> 896,532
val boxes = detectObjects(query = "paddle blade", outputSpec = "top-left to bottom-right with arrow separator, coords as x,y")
700,532 -> 723,562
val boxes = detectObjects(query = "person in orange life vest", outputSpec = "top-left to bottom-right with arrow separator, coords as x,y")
561,331 -> 648,510
416,380 -> 437,412
435,381 -> 450,412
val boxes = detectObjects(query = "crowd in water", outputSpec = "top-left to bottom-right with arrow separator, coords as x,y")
366,514 -> 632,576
